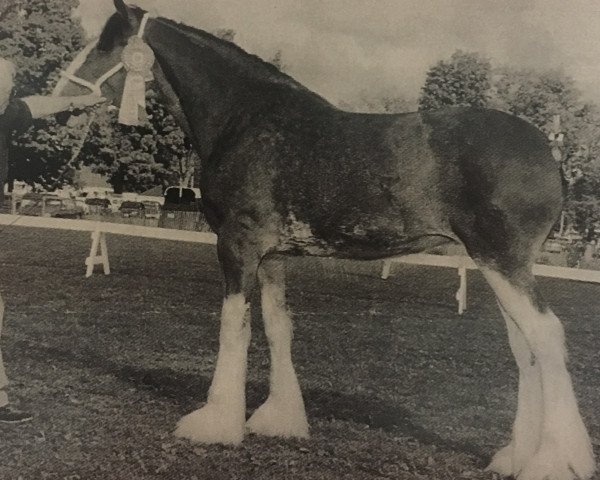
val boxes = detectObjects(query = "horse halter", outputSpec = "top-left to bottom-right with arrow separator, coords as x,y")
57,13 -> 151,97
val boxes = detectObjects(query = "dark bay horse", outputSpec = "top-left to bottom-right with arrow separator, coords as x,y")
56,2 -> 594,479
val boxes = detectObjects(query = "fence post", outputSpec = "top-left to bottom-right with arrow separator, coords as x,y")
85,230 -> 100,277
99,231 -> 110,275
549,114 -> 564,163
85,226 -> 110,277
456,263 -> 467,314
381,259 -> 392,279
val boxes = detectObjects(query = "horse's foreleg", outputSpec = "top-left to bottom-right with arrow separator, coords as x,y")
175,235 -> 259,445
482,268 -> 595,480
246,256 -> 309,438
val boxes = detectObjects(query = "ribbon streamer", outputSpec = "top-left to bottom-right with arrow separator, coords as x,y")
118,37 -> 155,126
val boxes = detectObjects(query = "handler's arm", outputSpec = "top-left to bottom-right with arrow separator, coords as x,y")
21,95 -> 106,119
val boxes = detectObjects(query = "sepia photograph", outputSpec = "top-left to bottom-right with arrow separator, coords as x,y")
0,1 -> 599,478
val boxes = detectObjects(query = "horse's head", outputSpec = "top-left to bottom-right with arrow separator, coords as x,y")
54,0 -> 149,106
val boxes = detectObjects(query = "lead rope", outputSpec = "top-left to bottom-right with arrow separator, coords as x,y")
65,110 -> 97,165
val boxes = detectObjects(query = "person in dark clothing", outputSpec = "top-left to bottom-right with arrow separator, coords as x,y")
0,97 -> 33,199
0,58 -> 104,423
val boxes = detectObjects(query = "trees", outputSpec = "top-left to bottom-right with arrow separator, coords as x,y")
492,68 -> 600,235
79,92 -> 190,194
492,68 -> 582,136
0,0 -> 84,96
420,49 -> 600,237
560,109 -> 600,235
418,50 -> 491,111
1,0 -> 199,193
78,28 -> 251,192
0,0 -> 89,190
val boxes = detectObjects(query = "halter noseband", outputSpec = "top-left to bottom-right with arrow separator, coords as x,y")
58,13 -> 151,96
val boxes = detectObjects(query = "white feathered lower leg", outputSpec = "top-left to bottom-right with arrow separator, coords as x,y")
175,294 -> 250,445
483,269 -> 594,480
247,261 -> 309,438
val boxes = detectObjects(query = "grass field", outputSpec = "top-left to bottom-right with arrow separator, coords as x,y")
0,226 -> 598,480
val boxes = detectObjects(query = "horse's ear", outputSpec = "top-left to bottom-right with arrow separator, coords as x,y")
114,0 -> 133,24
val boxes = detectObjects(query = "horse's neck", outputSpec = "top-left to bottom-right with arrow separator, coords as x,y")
152,64 -> 193,138
146,20 -> 254,159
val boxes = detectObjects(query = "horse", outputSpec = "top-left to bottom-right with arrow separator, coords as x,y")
55,2 -> 595,479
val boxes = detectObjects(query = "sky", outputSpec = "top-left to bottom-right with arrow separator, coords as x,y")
74,0 -> 600,107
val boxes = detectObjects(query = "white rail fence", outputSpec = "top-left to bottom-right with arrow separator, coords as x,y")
381,256 -> 600,314
0,214 -> 217,277
0,214 -> 599,314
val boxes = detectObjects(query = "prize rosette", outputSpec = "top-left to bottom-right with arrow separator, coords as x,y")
118,36 -> 155,126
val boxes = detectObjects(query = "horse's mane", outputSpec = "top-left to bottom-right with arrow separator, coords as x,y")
155,17 -> 331,106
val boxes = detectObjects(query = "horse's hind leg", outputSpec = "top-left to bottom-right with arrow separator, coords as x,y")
246,256 -> 309,438
486,302 -> 542,476
481,267 -> 594,480
175,231 -> 260,445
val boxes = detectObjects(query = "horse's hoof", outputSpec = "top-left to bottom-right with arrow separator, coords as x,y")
246,397 -> 309,439
174,403 -> 245,445
518,436 -> 595,480
486,444 -> 516,477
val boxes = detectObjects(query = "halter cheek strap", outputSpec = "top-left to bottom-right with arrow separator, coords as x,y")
60,47 -> 124,97
56,12 -> 151,97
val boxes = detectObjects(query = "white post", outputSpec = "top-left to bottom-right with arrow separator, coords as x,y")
85,227 -> 111,277
99,231 -> 110,275
559,211 -> 565,238
381,260 -> 392,279
456,265 -> 467,314
85,230 -> 100,277
550,114 -> 564,163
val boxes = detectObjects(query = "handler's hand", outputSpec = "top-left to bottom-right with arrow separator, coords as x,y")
72,95 -> 107,109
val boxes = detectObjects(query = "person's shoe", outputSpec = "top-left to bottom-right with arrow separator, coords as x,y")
0,405 -> 33,424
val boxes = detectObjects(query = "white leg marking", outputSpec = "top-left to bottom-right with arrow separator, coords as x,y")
483,269 -> 595,480
246,282 -> 309,438
487,304 -> 543,476
175,294 -> 250,445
